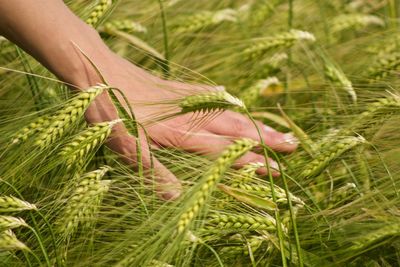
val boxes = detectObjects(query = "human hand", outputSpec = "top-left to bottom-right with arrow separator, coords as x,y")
82,53 -> 298,200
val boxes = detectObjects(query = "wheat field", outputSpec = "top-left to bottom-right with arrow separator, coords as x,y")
0,0 -> 400,266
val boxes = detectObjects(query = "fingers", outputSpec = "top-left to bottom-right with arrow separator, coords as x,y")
158,128 -> 280,176
106,124 -> 182,200
169,129 -> 232,155
85,93 -> 181,200
205,110 -> 298,153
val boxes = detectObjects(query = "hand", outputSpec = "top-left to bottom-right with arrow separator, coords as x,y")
83,53 -> 298,200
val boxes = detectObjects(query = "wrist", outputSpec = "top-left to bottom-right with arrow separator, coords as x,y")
50,25 -> 116,90
0,0 -> 116,90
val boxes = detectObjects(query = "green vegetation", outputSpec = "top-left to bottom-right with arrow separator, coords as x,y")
0,0 -> 400,266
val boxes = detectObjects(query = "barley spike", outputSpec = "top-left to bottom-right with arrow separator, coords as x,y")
0,230 -> 28,251
205,213 -> 277,232
175,9 -> 237,33
300,136 -> 366,178
59,119 -> 120,169
11,115 -> 50,144
102,19 -> 147,34
177,138 -> 257,234
86,0 -> 113,27
0,216 -> 27,231
331,14 -> 384,34
34,85 -> 106,149
179,91 -> 245,114
0,196 -> 37,213
60,166 -> 111,239
244,29 -> 315,60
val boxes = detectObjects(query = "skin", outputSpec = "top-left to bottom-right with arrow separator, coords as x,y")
0,0 -> 297,200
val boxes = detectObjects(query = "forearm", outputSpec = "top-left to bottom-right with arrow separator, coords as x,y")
0,0 -> 113,88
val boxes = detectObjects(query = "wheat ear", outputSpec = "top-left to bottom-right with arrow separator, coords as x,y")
240,77 -> 281,106
179,91 -> 245,114
59,166 -> 111,239
0,216 -> 27,231
0,196 -> 37,213
331,14 -> 384,34
34,85 -> 106,149
0,230 -> 28,251
204,213 -> 277,232
244,29 -> 315,60
300,136 -> 366,178
86,0 -> 113,27
177,138 -> 257,234
11,115 -> 50,144
59,119 -> 120,169
245,0 -> 283,27
324,63 -> 356,103
102,19 -> 147,34
350,223 -> 400,251
175,9 -> 237,33
343,95 -> 400,135
231,163 -> 304,206
366,52 -> 400,80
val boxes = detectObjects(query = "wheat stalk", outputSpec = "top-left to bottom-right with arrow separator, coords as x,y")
0,216 -> 27,231
300,136 -> 366,178
59,166 -> 111,239
34,85 -> 106,149
324,62 -> 356,103
366,52 -> 400,80
331,14 -> 384,33
102,19 -> 147,34
244,0 -> 283,27
204,213 -> 277,232
231,162 -> 304,206
86,0 -> 113,27
11,115 -> 50,144
365,35 -> 400,55
234,162 -> 264,183
350,223 -> 400,251
175,9 -> 237,33
177,138 -> 257,234
240,77 -> 281,106
0,196 -> 37,213
341,95 -> 400,136
59,119 -> 120,169
328,183 -> 357,208
232,182 -> 304,206
179,91 -> 245,114
0,230 -> 28,251
219,235 -> 270,257
244,29 -> 315,60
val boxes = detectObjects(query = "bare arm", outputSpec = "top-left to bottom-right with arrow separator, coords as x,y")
0,0 -> 110,88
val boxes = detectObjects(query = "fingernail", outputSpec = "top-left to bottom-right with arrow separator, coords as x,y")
264,125 -> 275,132
283,133 -> 298,145
161,189 -> 181,201
268,159 -> 280,172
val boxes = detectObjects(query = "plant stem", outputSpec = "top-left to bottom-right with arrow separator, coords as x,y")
285,0 -> 293,107
245,109 -> 288,267
158,0 -> 170,78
